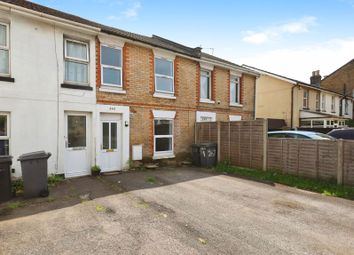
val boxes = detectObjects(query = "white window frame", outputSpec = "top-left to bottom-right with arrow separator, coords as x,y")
153,118 -> 174,158
315,92 -> 320,111
0,113 -> 9,139
0,22 -> 10,76
101,121 -> 118,151
230,75 -> 241,105
331,96 -> 335,112
0,113 -> 10,156
64,38 -> 90,85
303,90 -> 309,109
321,94 -> 326,112
100,44 -> 123,88
154,57 -> 174,94
200,69 -> 212,101
344,99 -> 349,115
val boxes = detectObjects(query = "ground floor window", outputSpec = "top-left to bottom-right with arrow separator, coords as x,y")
154,119 -> 173,155
0,113 -> 9,155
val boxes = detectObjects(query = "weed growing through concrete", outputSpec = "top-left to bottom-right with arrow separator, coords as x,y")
7,201 -> 25,209
48,174 -> 65,187
146,176 -> 156,184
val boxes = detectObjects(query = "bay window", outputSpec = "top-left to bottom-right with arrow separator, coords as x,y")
101,45 -> 122,87
200,69 -> 211,100
0,113 -> 9,156
64,39 -> 89,85
155,57 -> 174,94
230,76 -> 240,105
0,22 -> 10,76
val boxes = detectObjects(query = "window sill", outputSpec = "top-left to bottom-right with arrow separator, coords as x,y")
61,83 -> 93,91
153,93 -> 176,99
230,103 -> 243,107
153,153 -> 175,160
99,86 -> 126,94
200,99 -> 215,104
0,76 -> 15,83
302,107 -> 310,110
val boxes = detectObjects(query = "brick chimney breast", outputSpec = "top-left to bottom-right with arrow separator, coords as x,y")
310,70 -> 321,87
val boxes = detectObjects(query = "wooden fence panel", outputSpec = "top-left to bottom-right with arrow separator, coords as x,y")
343,140 -> 354,185
317,140 -> 337,180
196,120 -> 353,185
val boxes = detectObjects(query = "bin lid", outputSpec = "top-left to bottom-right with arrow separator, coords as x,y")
194,143 -> 217,147
0,155 -> 12,164
18,151 -> 51,161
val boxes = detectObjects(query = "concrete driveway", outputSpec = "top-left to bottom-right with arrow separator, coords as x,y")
1,167 -> 354,255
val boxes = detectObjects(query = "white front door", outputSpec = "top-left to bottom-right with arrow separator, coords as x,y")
64,113 -> 91,178
99,114 -> 122,172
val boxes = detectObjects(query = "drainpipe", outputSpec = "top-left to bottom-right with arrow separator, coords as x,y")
290,84 -> 299,129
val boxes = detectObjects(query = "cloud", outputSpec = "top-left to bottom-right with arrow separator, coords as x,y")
122,2 -> 141,18
107,1 -> 141,21
242,16 -> 317,45
238,37 -> 354,81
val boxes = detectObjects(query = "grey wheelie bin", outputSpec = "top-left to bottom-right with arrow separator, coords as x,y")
18,151 -> 51,198
0,156 -> 12,203
192,143 -> 217,168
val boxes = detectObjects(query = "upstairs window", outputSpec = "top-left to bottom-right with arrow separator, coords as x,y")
315,92 -> 320,111
303,90 -> 309,109
344,99 -> 349,115
200,69 -> 211,100
331,96 -> 335,112
230,76 -> 240,104
155,57 -> 174,94
64,39 -> 89,85
101,45 -> 122,87
0,23 -> 10,76
321,94 -> 326,111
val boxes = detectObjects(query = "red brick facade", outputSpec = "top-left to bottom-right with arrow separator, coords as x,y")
96,39 -> 256,161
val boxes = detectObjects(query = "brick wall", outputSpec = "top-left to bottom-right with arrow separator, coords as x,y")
96,39 -> 256,161
321,60 -> 354,95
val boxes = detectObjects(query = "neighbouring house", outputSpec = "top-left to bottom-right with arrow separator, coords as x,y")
243,65 -> 353,130
320,58 -> 354,118
0,0 -> 258,178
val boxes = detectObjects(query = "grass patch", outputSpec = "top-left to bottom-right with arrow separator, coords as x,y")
7,201 -> 25,209
146,176 -> 156,184
215,161 -> 354,200
48,174 -> 65,187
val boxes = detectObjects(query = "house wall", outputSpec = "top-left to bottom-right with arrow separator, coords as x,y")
255,74 -> 293,126
321,60 -> 354,95
0,11 -> 98,177
96,40 -> 256,161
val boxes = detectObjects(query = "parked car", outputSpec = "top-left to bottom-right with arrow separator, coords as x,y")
268,131 -> 335,140
327,128 -> 354,140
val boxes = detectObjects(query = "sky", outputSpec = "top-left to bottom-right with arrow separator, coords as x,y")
33,0 -> 354,82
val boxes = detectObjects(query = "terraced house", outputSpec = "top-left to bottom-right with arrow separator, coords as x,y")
0,0 -> 258,178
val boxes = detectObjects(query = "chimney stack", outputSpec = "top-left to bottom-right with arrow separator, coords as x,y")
310,70 -> 321,87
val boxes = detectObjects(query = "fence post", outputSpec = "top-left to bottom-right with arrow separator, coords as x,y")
337,139 -> 344,185
261,119 -> 268,171
217,121 -> 221,163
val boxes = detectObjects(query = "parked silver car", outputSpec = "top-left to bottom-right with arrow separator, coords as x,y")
268,130 -> 335,140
